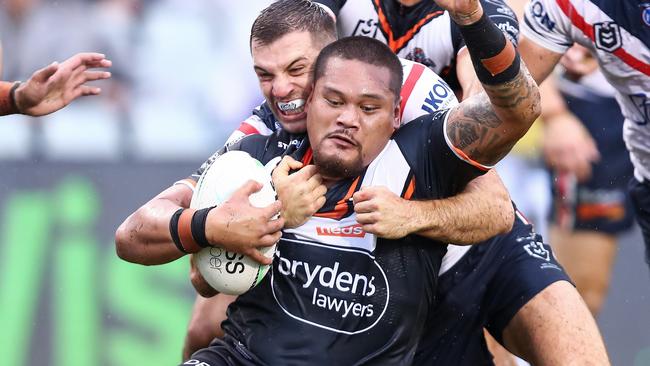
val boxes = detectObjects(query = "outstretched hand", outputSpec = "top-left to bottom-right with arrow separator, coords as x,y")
15,52 -> 112,116
433,0 -> 482,25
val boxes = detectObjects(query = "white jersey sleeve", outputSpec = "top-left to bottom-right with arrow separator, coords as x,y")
521,0 -> 575,54
399,58 -> 459,125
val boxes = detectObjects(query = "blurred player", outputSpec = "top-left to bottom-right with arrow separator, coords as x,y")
545,45 -> 634,316
0,52 -> 111,116
515,0 -> 650,277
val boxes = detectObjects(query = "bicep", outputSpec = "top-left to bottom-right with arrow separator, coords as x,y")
155,183 -> 194,208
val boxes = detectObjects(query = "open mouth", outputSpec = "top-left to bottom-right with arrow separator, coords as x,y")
277,99 -> 305,116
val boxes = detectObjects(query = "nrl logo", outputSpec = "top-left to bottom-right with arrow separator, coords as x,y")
517,234 -> 551,261
594,22 -> 622,52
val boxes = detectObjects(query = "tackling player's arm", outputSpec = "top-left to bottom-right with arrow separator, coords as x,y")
353,170 -> 513,243
115,143 -> 285,266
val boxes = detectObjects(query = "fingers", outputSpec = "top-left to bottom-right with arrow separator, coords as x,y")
79,70 -> 112,83
245,248 -> 273,265
74,85 -> 102,98
236,180 -> 263,198
273,156 -> 304,178
61,52 -> 109,70
355,212 -> 378,225
31,62 -> 60,83
293,164 -> 319,181
263,200 -> 283,220
189,255 -> 219,298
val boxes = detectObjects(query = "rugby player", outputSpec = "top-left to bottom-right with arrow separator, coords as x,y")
516,0 -> 650,275
180,0 -> 544,358
176,1 -> 600,364
0,52 -> 111,116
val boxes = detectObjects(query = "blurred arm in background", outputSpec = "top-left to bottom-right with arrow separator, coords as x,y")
0,52 -> 111,116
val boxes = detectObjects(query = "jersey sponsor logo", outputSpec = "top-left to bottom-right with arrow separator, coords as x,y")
629,93 -> 650,125
517,234 -> 551,262
421,80 -> 453,114
493,16 -> 520,45
277,138 -> 301,150
530,0 -> 556,31
316,224 -> 366,238
184,360 -> 211,366
271,239 -> 389,334
594,22 -> 622,52
352,18 -> 379,38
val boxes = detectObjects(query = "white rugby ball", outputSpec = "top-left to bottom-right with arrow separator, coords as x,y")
190,150 -> 277,295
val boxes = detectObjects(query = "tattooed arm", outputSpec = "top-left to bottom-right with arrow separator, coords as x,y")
446,67 -> 540,165
436,0 -> 541,165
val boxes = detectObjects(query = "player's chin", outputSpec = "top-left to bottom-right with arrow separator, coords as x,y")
279,119 -> 307,134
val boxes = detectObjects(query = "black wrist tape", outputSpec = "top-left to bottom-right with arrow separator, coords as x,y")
9,82 -> 21,113
191,206 -> 214,248
459,13 -> 520,85
169,208 -> 187,254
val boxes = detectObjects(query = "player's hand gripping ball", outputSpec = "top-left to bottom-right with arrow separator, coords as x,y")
191,151 -> 278,295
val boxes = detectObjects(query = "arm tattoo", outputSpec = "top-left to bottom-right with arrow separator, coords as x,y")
446,62 -> 540,166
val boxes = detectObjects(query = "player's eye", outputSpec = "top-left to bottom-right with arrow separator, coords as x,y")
326,98 -> 343,107
257,73 -> 273,81
289,66 -> 305,75
360,105 -> 379,113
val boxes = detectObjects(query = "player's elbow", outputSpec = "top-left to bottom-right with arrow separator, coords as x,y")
114,213 -> 147,264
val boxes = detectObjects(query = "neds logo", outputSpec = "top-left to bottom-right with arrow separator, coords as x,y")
316,224 -> 366,238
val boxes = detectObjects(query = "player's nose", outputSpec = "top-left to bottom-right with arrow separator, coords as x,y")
271,75 -> 293,99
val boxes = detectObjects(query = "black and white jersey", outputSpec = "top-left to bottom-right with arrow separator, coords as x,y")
315,0 -> 519,89
212,110 -> 487,365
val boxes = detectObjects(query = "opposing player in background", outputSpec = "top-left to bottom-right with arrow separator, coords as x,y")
515,0 -> 650,276
0,51 -> 111,116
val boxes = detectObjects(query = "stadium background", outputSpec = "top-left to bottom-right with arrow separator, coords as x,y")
0,0 -> 647,365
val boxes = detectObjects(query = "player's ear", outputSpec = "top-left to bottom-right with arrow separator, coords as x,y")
392,97 -> 401,129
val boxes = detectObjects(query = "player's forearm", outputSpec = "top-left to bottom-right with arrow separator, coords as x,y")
539,75 -> 571,121
446,9 -> 540,166
414,170 -> 513,244
115,185 -> 192,265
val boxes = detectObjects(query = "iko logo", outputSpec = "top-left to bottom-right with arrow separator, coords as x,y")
531,1 -> 556,31
642,3 -> 650,27
352,18 -> 379,38
184,360 -> 212,366
421,80 -> 453,114
316,224 -> 366,238
594,22 -> 622,52
517,234 -> 551,261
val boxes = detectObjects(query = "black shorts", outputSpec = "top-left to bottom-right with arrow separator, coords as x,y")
629,177 -> 650,268
549,92 -> 634,234
415,213 -> 572,365
181,336 -> 262,366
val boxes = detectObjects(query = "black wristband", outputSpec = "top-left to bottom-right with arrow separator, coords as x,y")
191,206 -> 215,248
459,12 -> 520,85
9,81 -> 21,114
169,208 -> 187,254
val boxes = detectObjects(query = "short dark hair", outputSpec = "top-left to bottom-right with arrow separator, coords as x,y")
313,36 -> 403,100
250,0 -> 337,49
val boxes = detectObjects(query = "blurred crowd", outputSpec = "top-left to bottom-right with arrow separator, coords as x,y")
0,0 -> 271,161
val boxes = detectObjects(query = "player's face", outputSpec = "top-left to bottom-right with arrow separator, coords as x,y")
252,31 -> 322,134
307,57 -> 400,180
